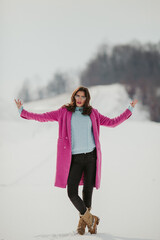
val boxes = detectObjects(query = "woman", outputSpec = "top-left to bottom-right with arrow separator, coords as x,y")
14,86 -> 138,235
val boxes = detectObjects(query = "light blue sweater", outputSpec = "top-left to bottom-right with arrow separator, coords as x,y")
71,106 -> 96,154
18,104 -> 134,154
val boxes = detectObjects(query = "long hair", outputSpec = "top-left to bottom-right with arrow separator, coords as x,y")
61,86 -> 93,115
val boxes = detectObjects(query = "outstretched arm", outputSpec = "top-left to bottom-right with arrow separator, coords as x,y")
98,99 -> 138,128
14,98 -> 61,122
20,108 -> 61,122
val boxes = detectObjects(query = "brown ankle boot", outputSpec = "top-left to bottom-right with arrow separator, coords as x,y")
77,207 -> 91,235
81,208 -> 100,234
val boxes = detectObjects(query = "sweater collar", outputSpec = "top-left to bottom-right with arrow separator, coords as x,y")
75,106 -> 84,112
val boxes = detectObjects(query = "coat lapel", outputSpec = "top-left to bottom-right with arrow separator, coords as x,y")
67,110 -> 73,146
90,110 -> 97,145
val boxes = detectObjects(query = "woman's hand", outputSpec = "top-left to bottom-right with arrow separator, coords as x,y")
130,99 -> 138,107
14,98 -> 23,109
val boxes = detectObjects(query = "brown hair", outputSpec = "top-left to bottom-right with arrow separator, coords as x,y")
61,86 -> 93,115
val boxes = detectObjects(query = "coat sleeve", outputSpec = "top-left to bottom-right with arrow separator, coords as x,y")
20,107 -> 61,122
97,107 -> 132,128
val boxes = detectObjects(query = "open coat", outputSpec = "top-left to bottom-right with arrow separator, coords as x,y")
20,106 -> 132,189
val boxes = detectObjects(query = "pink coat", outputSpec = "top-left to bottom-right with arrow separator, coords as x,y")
20,106 -> 132,189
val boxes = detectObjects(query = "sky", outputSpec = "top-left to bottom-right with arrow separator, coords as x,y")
1,0 -> 160,103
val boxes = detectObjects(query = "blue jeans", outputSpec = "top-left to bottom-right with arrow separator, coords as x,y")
67,147 -> 97,215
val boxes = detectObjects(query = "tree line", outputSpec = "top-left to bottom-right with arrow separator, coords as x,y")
18,41 -> 160,122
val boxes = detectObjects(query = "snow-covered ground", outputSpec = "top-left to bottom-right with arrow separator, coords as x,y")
0,84 -> 160,240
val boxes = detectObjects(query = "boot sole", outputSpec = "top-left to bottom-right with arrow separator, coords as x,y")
77,229 -> 85,235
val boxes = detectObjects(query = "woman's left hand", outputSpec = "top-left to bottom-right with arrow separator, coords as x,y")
130,99 -> 138,107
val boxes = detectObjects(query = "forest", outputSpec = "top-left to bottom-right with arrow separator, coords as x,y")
18,41 -> 160,122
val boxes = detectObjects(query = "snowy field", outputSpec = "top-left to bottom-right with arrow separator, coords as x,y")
0,84 -> 160,240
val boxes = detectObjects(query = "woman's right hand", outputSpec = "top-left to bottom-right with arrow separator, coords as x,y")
14,98 -> 23,109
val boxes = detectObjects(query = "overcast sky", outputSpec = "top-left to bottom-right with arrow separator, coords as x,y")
1,0 -> 160,102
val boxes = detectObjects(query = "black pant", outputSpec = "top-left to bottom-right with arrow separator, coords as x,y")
67,147 -> 97,215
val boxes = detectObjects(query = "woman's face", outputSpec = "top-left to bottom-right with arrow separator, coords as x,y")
75,91 -> 86,107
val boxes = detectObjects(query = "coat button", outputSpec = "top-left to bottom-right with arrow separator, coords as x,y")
65,137 -> 68,139
64,146 -> 66,149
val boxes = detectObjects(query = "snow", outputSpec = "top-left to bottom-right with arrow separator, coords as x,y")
0,83 -> 159,240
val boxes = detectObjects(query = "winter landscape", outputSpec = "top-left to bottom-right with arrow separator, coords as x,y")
0,84 -> 160,240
